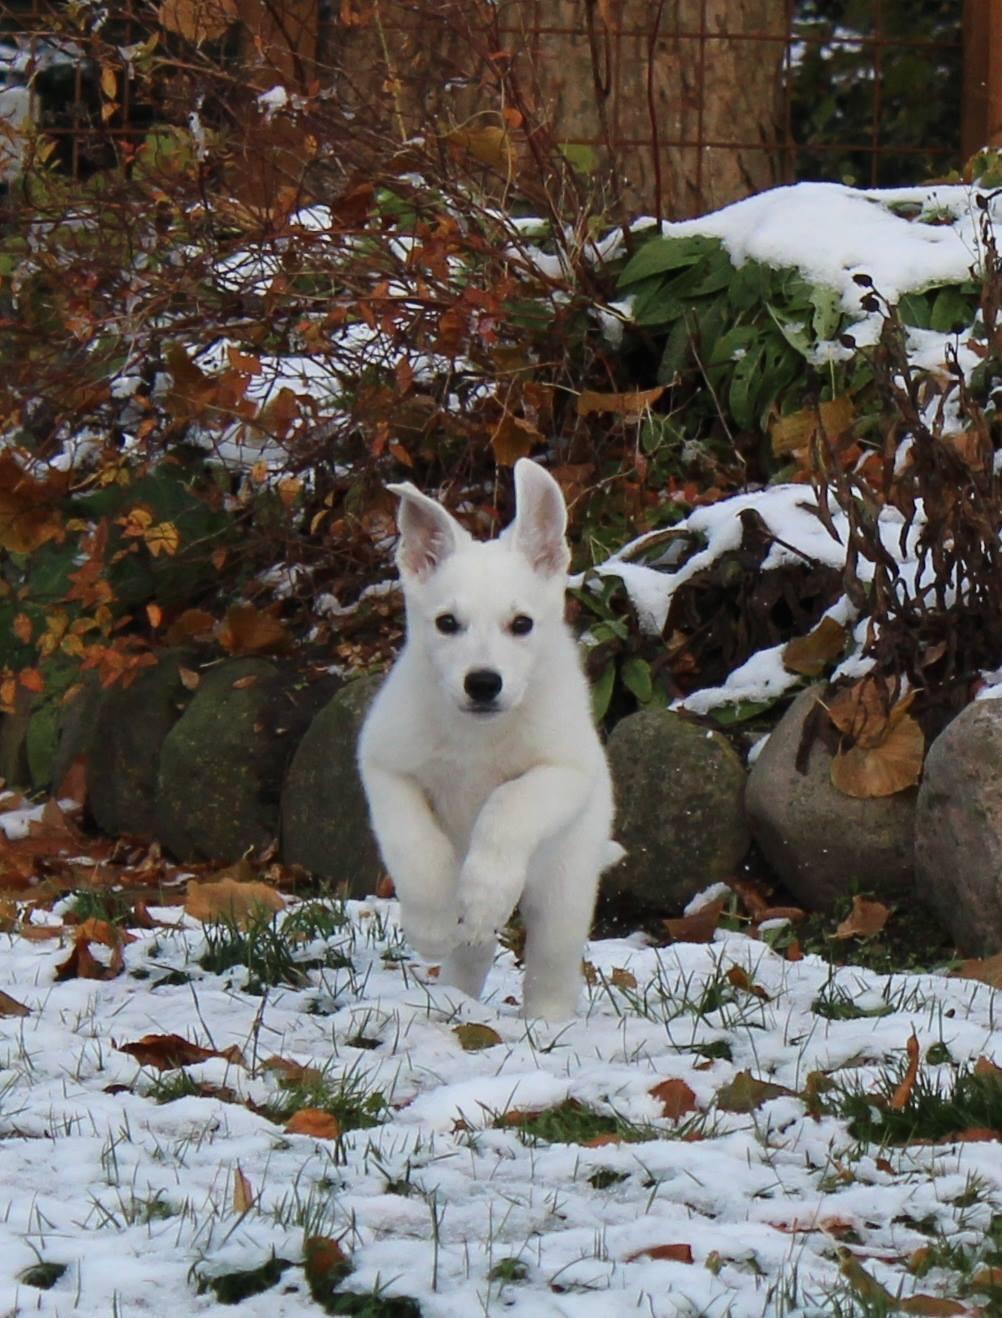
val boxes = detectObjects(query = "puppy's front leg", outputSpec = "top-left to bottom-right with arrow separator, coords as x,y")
361,765 -> 460,959
457,765 -> 591,945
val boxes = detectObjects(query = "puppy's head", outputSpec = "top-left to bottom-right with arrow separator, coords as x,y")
389,459 -> 571,717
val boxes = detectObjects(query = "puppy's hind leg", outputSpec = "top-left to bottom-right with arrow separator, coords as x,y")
440,940 -> 495,1002
519,831 -> 602,1021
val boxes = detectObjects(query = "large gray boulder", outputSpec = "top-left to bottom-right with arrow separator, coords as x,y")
916,698 -> 1002,955
745,685 -> 915,911
280,674 -> 383,895
605,708 -> 749,912
155,659 -> 338,862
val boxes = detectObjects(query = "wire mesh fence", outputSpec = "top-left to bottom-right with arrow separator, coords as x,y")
0,0 -> 966,217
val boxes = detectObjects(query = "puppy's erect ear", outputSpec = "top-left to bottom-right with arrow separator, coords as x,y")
388,482 -> 470,581
512,458 -> 570,578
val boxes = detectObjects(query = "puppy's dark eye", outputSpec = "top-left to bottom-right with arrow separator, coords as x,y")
510,614 -> 534,636
436,613 -> 460,634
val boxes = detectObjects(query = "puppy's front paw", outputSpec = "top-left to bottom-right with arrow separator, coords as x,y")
401,905 -> 460,963
456,851 -> 523,946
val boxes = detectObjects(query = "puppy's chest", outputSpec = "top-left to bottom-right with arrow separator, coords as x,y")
416,743 -> 530,846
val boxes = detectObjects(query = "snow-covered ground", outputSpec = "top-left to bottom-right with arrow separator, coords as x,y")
0,896 -> 998,1316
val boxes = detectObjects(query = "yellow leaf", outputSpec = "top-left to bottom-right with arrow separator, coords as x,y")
771,396 -> 855,457
232,1165 -> 254,1213
577,385 -> 665,418
100,66 -> 118,100
453,1023 -> 503,1051
144,521 -> 180,557
442,122 -> 514,172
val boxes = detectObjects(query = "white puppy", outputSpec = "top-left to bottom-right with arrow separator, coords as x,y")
358,458 -> 621,1019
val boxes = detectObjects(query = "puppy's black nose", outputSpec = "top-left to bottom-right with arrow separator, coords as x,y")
465,669 -> 503,704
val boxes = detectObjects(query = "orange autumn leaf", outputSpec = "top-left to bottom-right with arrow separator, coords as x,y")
285,1107 -> 341,1139
888,1032 -> 920,1111
577,384 -> 665,418
650,1078 -> 698,1120
219,602 -> 291,656
725,965 -> 771,1001
54,931 -> 125,982
833,895 -> 891,940
626,1242 -> 694,1264
185,876 -> 285,928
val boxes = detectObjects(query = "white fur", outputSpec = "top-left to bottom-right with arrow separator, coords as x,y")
358,458 -> 622,1020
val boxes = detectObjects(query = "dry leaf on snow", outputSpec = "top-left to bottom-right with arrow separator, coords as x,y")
625,1242 -> 694,1264
662,899 -> 725,944
889,1032 -> 920,1111
0,989 -> 29,1017
285,1108 -> 341,1139
117,1032 -> 243,1070
650,1078 -> 698,1120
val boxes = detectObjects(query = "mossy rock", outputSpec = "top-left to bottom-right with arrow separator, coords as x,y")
605,708 -> 749,912
0,684 -> 35,789
155,659 -> 339,862
86,650 -> 196,839
280,674 -> 383,895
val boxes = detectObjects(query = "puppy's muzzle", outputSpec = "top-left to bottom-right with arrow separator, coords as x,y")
464,668 -> 503,711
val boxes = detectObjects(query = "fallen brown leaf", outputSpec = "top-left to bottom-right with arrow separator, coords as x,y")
782,617 -> 848,678
625,1242 -> 693,1264
830,712 -> 924,798
185,875 -> 284,927
0,989 -> 29,1017
219,602 -> 291,656
117,1032 -> 243,1070
232,1165 -> 254,1214
950,953 -> 1002,988
650,1078 -> 697,1120
833,895 -> 891,940
662,899 -> 725,944
453,1022 -> 503,1051
725,965 -> 771,1001
716,1070 -> 793,1113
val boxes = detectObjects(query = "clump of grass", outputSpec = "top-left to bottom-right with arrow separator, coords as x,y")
832,1063 -> 1002,1145
263,1064 -> 388,1134
811,983 -> 893,1021
493,1098 -> 661,1147
66,889 -> 133,926
199,908 -> 353,992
